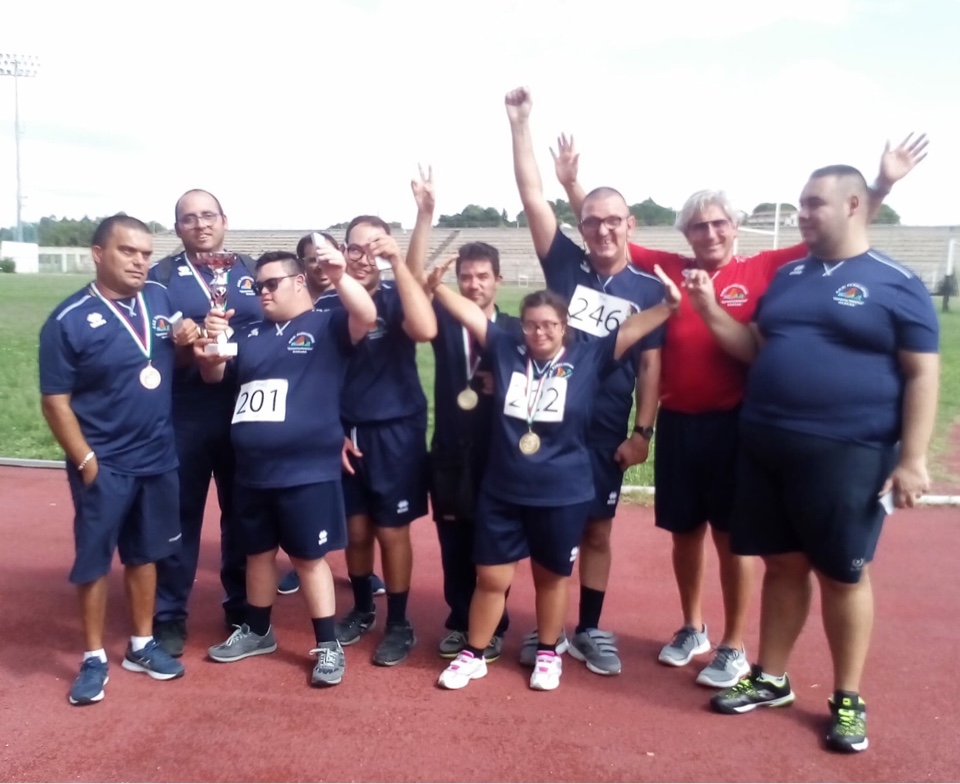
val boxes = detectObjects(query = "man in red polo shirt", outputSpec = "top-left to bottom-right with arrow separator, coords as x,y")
554,132 -> 927,687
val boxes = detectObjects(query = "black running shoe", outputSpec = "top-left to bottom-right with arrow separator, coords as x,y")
373,621 -> 416,666
711,664 -> 795,714
335,608 -> 377,646
826,693 -> 868,753
153,619 -> 187,658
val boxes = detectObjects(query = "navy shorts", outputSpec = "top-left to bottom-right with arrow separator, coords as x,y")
587,441 -> 626,521
731,421 -> 897,584
473,491 -> 592,577
654,407 -> 740,534
67,466 -> 181,585
235,480 -> 347,560
342,416 -> 428,528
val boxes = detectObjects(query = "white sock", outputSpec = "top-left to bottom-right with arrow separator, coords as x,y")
759,670 -> 787,687
130,635 -> 153,652
83,648 -> 107,663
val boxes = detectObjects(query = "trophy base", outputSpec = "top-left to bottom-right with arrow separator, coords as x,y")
204,342 -> 238,357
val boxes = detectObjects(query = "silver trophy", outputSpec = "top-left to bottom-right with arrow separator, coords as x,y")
197,251 -> 239,357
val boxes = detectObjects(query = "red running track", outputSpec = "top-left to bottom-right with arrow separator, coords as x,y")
1,465 -> 958,782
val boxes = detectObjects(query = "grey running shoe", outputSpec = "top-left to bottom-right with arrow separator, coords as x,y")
696,645 -> 750,688
484,634 -> 504,664
310,640 -> 345,687
568,628 -> 622,675
658,624 -> 710,667
438,630 -> 467,659
335,608 -> 377,646
519,629 -> 569,667
208,624 -> 278,663
373,621 -> 416,666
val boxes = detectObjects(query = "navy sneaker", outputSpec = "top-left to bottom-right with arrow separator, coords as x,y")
69,657 -> 109,705
371,574 -> 386,597
153,619 -> 187,658
121,639 -> 185,681
277,570 -> 300,595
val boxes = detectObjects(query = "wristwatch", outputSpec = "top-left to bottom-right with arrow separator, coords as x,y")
633,425 -> 655,440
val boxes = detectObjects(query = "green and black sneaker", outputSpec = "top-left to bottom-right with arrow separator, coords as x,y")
710,664 -> 796,714
826,692 -> 868,753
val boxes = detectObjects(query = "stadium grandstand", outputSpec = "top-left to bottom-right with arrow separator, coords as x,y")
35,224 -> 959,294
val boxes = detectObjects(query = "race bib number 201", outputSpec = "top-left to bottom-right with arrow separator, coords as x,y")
567,285 -> 638,338
232,379 -> 288,424
503,372 -> 568,423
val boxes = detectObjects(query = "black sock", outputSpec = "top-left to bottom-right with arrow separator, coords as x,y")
350,573 -> 375,612
386,590 -> 409,625
576,586 -> 605,634
537,640 -> 557,653
246,604 -> 272,637
465,644 -> 485,659
312,615 -> 336,644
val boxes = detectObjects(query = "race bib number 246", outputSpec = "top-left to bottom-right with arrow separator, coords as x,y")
567,285 -> 639,338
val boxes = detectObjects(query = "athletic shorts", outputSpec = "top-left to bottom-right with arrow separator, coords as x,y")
342,416 -> 428,527
67,466 -> 181,585
473,491 -> 591,577
654,407 -> 740,534
586,440 -> 627,521
234,480 -> 347,559
731,421 -> 897,584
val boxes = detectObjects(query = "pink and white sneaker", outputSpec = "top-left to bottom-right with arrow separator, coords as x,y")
438,650 -> 487,690
529,651 -> 562,691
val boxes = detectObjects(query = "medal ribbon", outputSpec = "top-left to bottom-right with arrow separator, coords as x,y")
524,346 -> 565,428
184,255 -> 214,303
461,326 -> 482,385
89,283 -> 151,361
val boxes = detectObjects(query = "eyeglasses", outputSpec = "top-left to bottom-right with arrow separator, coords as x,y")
580,215 -> 627,232
521,320 -> 562,335
344,244 -> 373,264
688,218 -> 731,235
177,211 -> 222,228
300,256 -> 322,266
252,274 -> 298,296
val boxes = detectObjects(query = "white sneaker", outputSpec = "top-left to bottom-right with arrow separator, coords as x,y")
437,651 -> 487,690
529,651 -> 562,691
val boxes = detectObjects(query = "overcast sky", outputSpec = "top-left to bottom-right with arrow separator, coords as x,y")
0,0 -> 957,231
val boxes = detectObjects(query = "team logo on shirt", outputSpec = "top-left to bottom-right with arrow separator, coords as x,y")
152,315 -> 173,339
569,546 -> 580,563
834,283 -> 868,307
719,284 -> 749,307
607,491 -> 618,506
552,362 -> 575,378
87,312 -> 107,328
367,317 -> 388,340
789,264 -> 805,276
177,265 -> 192,277
248,327 -> 260,338
236,276 -> 256,296
287,332 -> 315,354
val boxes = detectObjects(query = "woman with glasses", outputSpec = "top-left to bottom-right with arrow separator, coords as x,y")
427,262 -> 681,691
553,133 -> 929,689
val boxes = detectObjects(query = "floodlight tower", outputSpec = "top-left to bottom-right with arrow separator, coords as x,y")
0,53 -> 40,242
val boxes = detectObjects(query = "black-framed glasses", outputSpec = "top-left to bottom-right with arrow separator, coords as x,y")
521,320 -> 562,335
580,215 -> 627,232
177,211 -> 222,228
252,274 -> 298,296
344,244 -> 372,264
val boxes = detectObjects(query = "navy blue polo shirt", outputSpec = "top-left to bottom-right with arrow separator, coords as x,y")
315,283 -> 427,424
147,252 -> 263,420
229,309 -> 353,488
540,230 -> 665,442
745,250 -> 940,446
481,323 -> 621,506
39,281 -> 179,475
430,302 -> 522,465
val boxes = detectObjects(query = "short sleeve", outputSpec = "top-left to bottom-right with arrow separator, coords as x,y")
894,276 -> 940,353
38,315 -> 77,395
752,243 -> 808,282
629,244 -> 684,273
540,230 -> 584,297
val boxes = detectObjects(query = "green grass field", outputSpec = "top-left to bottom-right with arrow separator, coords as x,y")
3,275 -> 958,487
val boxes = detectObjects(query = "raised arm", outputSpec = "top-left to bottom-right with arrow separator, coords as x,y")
369,233 -> 437,342
683,269 -> 761,363
424,257 -> 490,348
316,242 -> 378,344
41,394 -> 99,485
505,86 -> 558,258
552,132 -> 588,219
866,133 -> 929,221
406,164 -> 436,284
613,266 -> 680,360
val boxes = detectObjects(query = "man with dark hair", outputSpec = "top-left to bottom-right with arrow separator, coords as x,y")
39,214 -> 192,705
407,171 -> 521,661
506,86 -> 666,675
147,190 -> 262,657
199,247 -> 377,687
320,204 -> 437,668
697,165 -> 940,753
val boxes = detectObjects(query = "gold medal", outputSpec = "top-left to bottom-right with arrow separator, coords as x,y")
518,431 -> 541,456
139,362 -> 162,390
457,388 -> 479,411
